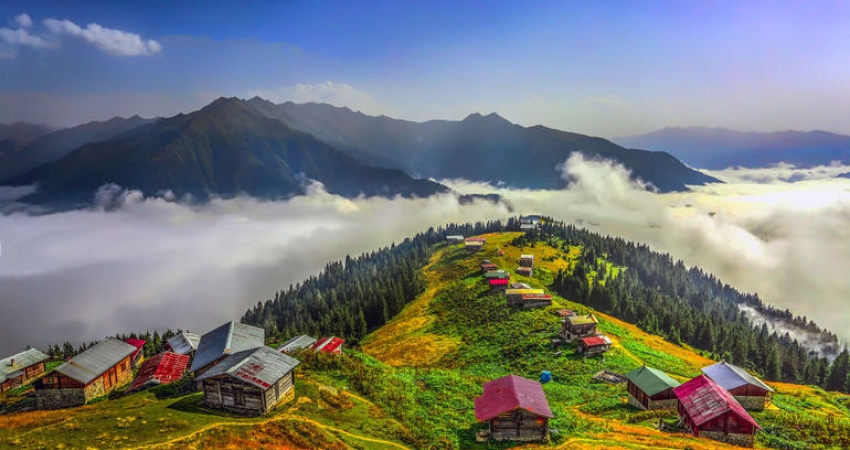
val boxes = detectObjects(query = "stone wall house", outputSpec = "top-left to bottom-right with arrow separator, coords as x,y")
35,339 -> 136,409
701,361 -> 774,411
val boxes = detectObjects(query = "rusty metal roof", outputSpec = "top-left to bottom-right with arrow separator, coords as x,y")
277,335 -> 317,353
167,332 -> 201,355
128,352 -> 190,392
1,348 -> 49,382
196,346 -> 300,390
55,339 -> 136,385
190,321 -> 264,373
474,374 -> 553,421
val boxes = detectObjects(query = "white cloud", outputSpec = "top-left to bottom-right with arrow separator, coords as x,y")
43,18 -> 161,56
2,155 -> 849,356
248,81 -> 381,114
0,25 -> 55,49
15,13 -> 32,28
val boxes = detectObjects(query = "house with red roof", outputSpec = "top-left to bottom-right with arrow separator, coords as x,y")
128,352 -> 190,392
673,375 -> 761,447
488,278 -> 509,293
577,335 -> 612,356
474,374 -> 553,442
313,336 -> 344,354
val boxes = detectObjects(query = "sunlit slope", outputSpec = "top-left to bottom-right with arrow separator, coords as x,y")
363,231 -> 849,449
0,374 -> 411,450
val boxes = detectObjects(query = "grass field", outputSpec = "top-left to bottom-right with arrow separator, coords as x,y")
2,231 -> 848,449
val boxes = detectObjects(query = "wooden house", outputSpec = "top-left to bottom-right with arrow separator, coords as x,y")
313,336 -> 345,354
127,352 -> 190,392
510,293 -> 552,309
197,346 -> 300,415
481,263 -> 499,273
474,374 -> 553,442
0,348 -> 49,393
277,335 -> 317,353
484,270 -> 510,280
35,339 -> 136,409
446,235 -> 465,244
518,254 -> 535,268
167,331 -> 201,356
624,365 -> 680,410
465,240 -> 484,253
701,361 -> 774,411
516,267 -> 533,277
674,375 -> 761,447
559,314 -> 599,341
190,321 -> 264,377
505,288 -> 544,304
488,278 -> 510,293
577,335 -> 612,356
126,338 -> 146,367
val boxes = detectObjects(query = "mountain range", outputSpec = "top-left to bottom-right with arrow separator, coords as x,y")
1,98 -> 719,208
615,127 -> 850,170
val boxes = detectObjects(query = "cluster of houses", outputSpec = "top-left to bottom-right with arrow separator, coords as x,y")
1,321 -> 344,415
478,254 -> 556,309
473,360 -> 771,446
623,361 -> 772,447
520,215 -> 542,231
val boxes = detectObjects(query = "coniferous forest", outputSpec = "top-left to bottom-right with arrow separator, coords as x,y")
243,217 -> 850,393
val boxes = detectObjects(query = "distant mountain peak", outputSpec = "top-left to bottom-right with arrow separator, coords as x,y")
460,111 -> 512,126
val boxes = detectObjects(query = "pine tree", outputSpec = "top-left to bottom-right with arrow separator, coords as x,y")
826,348 -> 850,392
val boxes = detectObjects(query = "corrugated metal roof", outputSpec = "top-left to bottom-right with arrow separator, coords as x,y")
702,361 -> 774,393
510,282 -> 532,289
505,289 -> 544,295
55,339 -> 136,385
313,336 -> 345,354
278,335 -> 317,353
488,278 -> 510,286
520,254 -> 534,259
196,346 -> 300,390
1,348 -> 49,382
580,335 -> 611,347
190,321 -> 264,373
128,352 -> 190,392
566,314 -> 598,326
625,366 -> 680,396
484,270 -> 510,279
167,332 -> 201,355
520,294 -> 552,300
474,375 -> 553,421
674,375 -> 761,430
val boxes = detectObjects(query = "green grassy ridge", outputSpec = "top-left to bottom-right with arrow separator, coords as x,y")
3,232 -> 849,449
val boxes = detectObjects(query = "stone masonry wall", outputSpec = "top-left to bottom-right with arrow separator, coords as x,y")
701,430 -> 754,447
35,388 -> 86,409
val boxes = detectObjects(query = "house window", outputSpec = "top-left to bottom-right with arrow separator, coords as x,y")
121,361 -> 128,372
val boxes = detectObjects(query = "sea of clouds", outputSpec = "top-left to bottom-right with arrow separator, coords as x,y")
1,155 -> 849,355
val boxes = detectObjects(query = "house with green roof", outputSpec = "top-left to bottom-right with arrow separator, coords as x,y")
625,365 -> 681,410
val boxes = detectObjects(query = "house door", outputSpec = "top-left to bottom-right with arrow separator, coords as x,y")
234,387 -> 245,407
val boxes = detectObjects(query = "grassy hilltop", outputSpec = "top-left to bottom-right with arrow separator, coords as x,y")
2,231 -> 849,449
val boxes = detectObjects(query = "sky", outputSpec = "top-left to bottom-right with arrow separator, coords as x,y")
2,157 -> 850,356
2,1 -> 850,136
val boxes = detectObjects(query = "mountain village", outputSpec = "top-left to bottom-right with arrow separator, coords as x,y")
0,215 -> 791,448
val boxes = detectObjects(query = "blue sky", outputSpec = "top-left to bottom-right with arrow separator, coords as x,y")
1,1 -> 849,136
